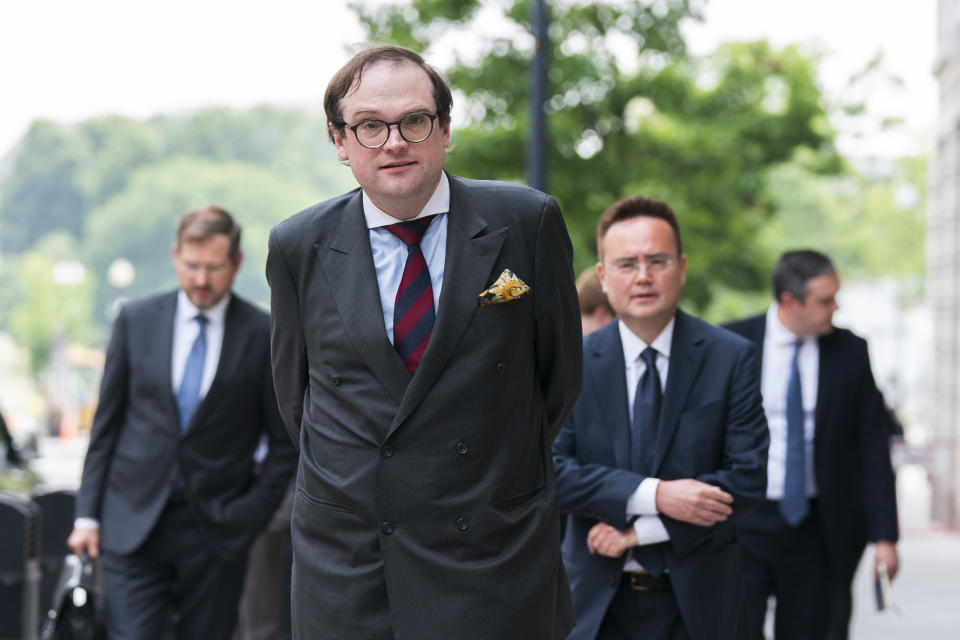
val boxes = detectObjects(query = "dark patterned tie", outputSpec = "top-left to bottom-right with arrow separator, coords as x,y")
780,338 -> 809,526
177,314 -> 208,431
631,347 -> 662,474
630,346 -> 665,576
385,216 -> 436,373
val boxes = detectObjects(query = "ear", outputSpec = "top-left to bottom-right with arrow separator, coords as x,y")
232,250 -> 244,273
596,261 -> 608,294
331,126 -> 349,162
440,119 -> 452,150
679,254 -> 687,286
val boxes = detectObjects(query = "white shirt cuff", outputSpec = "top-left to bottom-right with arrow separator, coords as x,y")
626,477 -> 661,516
74,518 -> 100,530
632,515 -> 670,545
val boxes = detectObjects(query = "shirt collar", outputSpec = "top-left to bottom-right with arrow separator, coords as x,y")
766,302 -> 809,347
362,172 -> 450,229
176,290 -> 230,326
618,316 -> 675,367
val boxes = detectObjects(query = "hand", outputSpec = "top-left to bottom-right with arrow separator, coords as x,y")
586,522 -> 638,558
655,479 -> 733,527
67,527 -> 100,559
874,540 -> 899,580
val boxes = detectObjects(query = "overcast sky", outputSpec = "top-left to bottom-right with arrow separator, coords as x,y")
0,0 -> 936,160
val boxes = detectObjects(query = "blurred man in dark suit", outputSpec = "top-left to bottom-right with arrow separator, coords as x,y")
725,249 -> 899,640
68,206 -> 297,640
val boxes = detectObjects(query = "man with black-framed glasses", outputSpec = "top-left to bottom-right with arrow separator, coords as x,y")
266,44 -> 582,640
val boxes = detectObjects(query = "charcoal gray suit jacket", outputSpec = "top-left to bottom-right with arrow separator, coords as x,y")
267,173 -> 582,640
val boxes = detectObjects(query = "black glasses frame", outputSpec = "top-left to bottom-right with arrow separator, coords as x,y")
336,112 -> 440,149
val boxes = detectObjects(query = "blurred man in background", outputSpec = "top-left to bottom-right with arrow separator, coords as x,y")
725,249 -> 899,640
577,265 -> 615,336
68,206 -> 297,640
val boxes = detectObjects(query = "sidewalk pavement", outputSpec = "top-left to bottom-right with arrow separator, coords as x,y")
849,464 -> 960,639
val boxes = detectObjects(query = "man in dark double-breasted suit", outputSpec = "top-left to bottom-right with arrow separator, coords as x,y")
554,195 -> 769,640
725,250 -> 899,640
266,45 -> 582,639
69,206 -> 297,640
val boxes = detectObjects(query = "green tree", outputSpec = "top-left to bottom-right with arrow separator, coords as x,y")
83,156 -> 321,324
8,233 -> 97,374
349,0 -> 839,309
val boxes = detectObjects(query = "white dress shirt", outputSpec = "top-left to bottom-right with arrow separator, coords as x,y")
75,290 -> 230,531
762,303 -> 819,499
619,318 -> 674,571
365,174 -> 449,342
171,290 -> 229,398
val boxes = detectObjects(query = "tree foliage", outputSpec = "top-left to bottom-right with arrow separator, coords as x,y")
349,0 -> 841,308
0,106 -> 356,372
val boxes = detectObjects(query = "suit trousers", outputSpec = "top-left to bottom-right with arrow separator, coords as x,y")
738,500 -> 831,640
595,573 -> 690,640
101,496 -> 248,640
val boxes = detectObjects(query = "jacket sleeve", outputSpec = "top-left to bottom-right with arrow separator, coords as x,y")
661,341 -> 770,558
266,226 -> 309,448
553,404 -> 648,530
75,307 -> 131,520
855,344 -> 899,542
533,196 -> 582,442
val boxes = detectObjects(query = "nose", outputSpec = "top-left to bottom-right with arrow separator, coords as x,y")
381,123 -> 407,151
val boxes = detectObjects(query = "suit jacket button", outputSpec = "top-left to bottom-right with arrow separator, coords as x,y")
381,521 -> 394,535
455,516 -> 469,531
455,441 -> 468,455
496,361 -> 506,374
328,374 -> 340,386
381,445 -> 394,458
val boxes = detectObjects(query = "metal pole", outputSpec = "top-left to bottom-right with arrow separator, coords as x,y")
527,0 -> 548,191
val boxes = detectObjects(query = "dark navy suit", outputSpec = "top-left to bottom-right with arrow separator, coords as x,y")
554,311 -> 769,640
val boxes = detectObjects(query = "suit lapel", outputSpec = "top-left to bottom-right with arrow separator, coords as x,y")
653,311 -> 705,474
317,193 -> 409,405
589,324 -> 631,470
388,176 -> 507,437
156,292 -> 180,432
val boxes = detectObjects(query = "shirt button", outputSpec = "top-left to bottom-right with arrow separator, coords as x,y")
496,362 -> 506,374
455,441 -> 468,455
381,521 -> 394,535
381,445 -> 394,458
455,517 -> 469,531
327,374 -> 340,386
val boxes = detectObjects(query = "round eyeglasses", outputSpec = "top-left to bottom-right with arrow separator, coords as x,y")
336,112 -> 439,149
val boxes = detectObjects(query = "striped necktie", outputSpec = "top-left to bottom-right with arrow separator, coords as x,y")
385,216 -> 436,373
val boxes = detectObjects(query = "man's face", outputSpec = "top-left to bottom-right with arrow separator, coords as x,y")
783,273 -> 839,337
332,60 -> 451,220
597,216 -> 686,342
171,234 -> 242,311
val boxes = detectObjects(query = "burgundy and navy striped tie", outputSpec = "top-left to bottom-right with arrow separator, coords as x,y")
385,215 -> 436,373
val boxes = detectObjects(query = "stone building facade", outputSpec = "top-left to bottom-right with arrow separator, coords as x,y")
931,0 -> 960,526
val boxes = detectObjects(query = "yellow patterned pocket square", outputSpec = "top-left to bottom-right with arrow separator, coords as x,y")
478,269 -> 531,306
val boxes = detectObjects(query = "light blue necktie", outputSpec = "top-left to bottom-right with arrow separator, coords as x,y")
780,338 -> 808,526
177,315 -> 208,431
